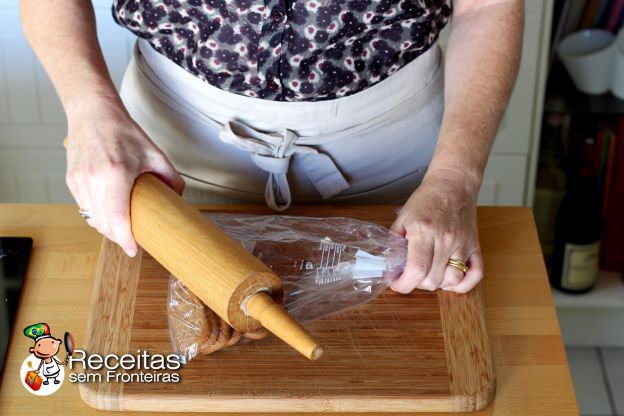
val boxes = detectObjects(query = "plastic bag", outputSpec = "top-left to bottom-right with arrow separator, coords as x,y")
168,214 -> 407,363
168,278 -> 269,364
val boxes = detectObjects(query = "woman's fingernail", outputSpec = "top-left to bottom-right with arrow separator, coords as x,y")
126,248 -> 137,257
441,286 -> 454,291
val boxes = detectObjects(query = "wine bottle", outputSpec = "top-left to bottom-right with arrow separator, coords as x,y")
550,137 -> 602,293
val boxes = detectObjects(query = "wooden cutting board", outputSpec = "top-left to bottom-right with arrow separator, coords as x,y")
80,207 -> 494,413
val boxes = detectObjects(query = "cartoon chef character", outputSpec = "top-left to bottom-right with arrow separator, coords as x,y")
23,323 -> 66,385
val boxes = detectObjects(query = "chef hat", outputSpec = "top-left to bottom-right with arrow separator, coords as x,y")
23,323 -> 51,342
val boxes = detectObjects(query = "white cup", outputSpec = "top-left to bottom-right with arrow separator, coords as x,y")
557,29 -> 615,95
610,28 -> 624,100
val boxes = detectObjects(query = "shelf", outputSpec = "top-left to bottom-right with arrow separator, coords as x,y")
544,61 -> 624,116
555,272 -> 624,346
553,270 -> 624,309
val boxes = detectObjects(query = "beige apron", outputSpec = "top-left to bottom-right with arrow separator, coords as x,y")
120,39 -> 444,209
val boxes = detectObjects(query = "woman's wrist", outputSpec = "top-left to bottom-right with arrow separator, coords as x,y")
421,166 -> 482,199
63,78 -> 123,117
65,92 -> 127,128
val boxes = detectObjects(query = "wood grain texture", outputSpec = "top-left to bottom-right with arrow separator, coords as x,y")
79,207 -> 494,412
125,250 -> 453,412
438,287 -> 495,411
79,238 -> 143,411
0,205 -> 580,416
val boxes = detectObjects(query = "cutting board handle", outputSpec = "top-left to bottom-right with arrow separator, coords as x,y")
63,138 -> 323,360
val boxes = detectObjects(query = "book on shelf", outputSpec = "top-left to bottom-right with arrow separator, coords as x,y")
580,0 -> 602,28
600,118 -> 624,272
564,0 -> 624,32
607,0 -> 624,31
598,127 -> 616,218
595,0 -> 613,28
565,0 -> 589,35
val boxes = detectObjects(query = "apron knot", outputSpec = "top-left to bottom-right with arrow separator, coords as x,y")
219,121 -> 349,211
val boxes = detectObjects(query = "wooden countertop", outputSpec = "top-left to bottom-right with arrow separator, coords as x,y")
0,205 -> 579,415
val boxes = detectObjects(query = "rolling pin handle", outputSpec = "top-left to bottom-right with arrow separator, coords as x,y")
245,292 -> 324,361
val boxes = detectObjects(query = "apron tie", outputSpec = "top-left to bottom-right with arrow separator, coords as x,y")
219,121 -> 349,211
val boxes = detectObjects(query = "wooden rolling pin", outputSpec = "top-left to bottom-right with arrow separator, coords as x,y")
64,140 -> 323,360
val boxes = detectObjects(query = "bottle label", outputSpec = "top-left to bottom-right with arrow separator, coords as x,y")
561,242 -> 600,291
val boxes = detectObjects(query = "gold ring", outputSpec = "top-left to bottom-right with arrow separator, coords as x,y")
447,258 -> 468,274
78,208 -> 93,220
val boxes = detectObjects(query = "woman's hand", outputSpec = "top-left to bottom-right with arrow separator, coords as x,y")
387,0 -> 523,294
389,169 -> 483,294
65,95 -> 185,257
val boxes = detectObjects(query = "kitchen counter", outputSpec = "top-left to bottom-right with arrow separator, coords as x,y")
0,205 -> 578,415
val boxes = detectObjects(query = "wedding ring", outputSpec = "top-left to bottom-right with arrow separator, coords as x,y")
447,258 -> 468,274
79,209 -> 93,220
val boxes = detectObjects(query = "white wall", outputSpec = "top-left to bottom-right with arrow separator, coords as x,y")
0,0 -> 134,203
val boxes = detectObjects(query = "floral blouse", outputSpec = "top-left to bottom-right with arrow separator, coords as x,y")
112,0 -> 451,101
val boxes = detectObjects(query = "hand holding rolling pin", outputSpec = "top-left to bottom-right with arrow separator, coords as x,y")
65,96 -> 184,258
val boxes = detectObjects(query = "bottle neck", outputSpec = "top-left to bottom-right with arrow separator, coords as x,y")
568,174 -> 598,190
567,136 -> 600,193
